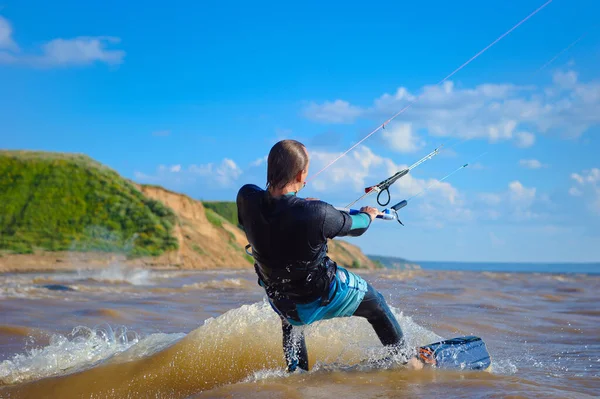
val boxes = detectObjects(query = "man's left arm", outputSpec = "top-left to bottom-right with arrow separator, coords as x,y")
321,203 -> 373,238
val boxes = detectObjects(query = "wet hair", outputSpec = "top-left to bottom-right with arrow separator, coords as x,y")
266,140 -> 308,190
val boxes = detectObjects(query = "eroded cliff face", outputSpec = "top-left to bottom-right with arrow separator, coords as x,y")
0,183 -> 376,272
327,239 -> 376,270
137,185 -> 252,269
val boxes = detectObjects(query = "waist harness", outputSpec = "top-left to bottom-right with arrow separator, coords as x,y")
248,244 -> 337,306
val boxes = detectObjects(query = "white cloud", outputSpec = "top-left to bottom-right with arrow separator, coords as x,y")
250,156 -> 268,167
135,159 -> 242,188
553,70 -> 578,89
569,187 -> 582,197
303,100 -> 363,124
303,69 -> 600,141
472,180 -> 555,224
478,193 -> 502,206
571,172 -> 584,185
308,145 -> 461,214
569,168 -> 600,214
0,15 -> 18,51
585,169 -> 600,184
34,36 -> 125,66
309,146 -> 388,193
0,51 -> 16,64
515,132 -> 536,148
381,123 -> 425,153
509,181 -> 536,208
519,159 -> 546,169
189,158 -> 242,186
0,16 -> 124,67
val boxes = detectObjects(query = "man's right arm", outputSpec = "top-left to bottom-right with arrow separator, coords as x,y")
236,184 -> 262,231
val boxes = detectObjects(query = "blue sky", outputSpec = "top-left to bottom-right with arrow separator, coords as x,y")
1,0 -> 599,262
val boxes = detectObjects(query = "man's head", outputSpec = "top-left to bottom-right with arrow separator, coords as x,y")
267,139 -> 309,192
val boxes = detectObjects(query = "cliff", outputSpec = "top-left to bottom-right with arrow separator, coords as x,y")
0,150 -> 376,271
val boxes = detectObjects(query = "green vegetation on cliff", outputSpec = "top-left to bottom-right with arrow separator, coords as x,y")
203,202 -> 239,227
0,151 -> 178,256
368,254 -> 417,269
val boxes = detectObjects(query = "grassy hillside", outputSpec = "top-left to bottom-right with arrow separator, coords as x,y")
0,151 -> 178,256
203,202 -> 239,227
0,150 -> 381,271
368,254 -> 419,269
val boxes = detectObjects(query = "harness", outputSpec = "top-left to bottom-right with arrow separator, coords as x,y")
246,244 -> 337,307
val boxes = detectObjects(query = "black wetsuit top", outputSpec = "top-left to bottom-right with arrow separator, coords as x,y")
236,184 -> 371,304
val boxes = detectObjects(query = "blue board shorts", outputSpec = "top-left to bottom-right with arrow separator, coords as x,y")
270,266 -> 369,326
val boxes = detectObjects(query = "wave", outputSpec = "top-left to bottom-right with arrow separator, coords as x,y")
74,265 -> 153,286
0,324 -> 183,386
0,301 -> 441,398
183,278 -> 255,291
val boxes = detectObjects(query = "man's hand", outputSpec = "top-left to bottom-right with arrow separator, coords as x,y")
359,206 -> 382,222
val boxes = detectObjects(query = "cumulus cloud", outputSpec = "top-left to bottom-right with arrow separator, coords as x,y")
189,158 -> 242,186
472,181 -> 546,223
34,36 -> 125,66
553,70 -> 578,89
569,168 -> 600,214
478,193 -> 502,206
0,16 -> 124,67
519,159 -> 547,169
135,159 -> 243,188
303,100 -> 363,124
381,123 -> 425,153
568,187 -> 582,197
250,156 -> 268,167
302,69 -> 600,143
0,15 -> 18,51
515,132 -> 536,148
509,181 -> 536,208
308,145 -> 461,211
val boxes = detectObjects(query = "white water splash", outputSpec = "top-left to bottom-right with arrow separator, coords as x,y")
183,278 -> 253,291
75,264 -> 152,286
0,324 -> 182,385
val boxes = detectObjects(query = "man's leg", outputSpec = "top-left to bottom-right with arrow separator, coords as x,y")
353,283 -> 405,350
281,318 -> 309,372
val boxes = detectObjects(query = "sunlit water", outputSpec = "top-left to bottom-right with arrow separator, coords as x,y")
0,264 -> 598,398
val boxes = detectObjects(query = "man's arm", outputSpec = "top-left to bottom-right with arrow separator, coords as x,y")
321,203 -> 379,238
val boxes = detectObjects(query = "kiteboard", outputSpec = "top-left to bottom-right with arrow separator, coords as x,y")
417,335 -> 491,371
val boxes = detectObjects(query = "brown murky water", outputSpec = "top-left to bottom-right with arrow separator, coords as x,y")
0,265 -> 598,398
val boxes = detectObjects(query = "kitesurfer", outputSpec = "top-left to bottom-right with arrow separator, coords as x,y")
236,139 -> 407,372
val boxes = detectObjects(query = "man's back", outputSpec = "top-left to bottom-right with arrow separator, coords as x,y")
236,184 -> 340,266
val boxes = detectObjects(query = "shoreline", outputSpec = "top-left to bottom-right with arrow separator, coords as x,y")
0,251 -> 252,274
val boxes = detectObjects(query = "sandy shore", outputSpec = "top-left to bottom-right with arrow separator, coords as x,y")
0,251 -> 251,273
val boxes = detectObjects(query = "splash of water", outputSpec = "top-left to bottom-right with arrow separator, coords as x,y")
0,323 -> 182,385
75,263 -> 152,286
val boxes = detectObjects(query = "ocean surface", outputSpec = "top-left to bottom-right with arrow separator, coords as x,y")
0,263 -> 598,398
416,261 -> 600,275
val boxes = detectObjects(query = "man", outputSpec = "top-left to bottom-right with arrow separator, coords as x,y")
236,139 -> 407,372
